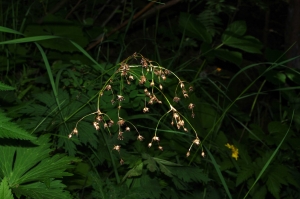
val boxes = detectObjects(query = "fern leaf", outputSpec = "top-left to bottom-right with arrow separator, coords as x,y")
0,111 -> 36,140
0,82 -> 15,91
0,177 -> 14,199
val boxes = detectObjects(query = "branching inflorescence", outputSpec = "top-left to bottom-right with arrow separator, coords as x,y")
69,53 -> 204,163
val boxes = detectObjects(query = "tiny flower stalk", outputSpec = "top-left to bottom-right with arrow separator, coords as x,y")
69,53 -> 203,166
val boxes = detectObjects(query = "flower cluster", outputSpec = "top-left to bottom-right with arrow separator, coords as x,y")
225,143 -> 239,160
69,53 -> 204,164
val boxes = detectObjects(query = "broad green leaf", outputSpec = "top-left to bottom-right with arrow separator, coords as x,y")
265,70 -> 287,85
0,111 -> 36,140
179,12 -> 212,43
214,48 -> 243,66
0,82 -> 15,91
222,21 -> 247,39
222,35 -> 262,53
0,177 -> 14,199
268,121 -> 289,134
285,69 -> 300,85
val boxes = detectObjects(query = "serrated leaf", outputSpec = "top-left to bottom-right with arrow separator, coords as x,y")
236,164 -> 254,186
252,185 -> 267,199
0,82 -> 15,91
0,134 -> 79,198
15,180 -> 72,199
153,157 -> 181,166
0,177 -> 14,199
172,177 -> 188,190
266,175 -> 281,199
143,157 -> 157,172
157,162 -> 173,177
122,162 -> 143,182
0,111 -> 36,140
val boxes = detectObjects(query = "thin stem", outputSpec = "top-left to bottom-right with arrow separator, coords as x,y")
101,131 -> 121,184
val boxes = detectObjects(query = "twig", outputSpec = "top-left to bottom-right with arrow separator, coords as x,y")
65,0 -> 83,19
139,0 -> 181,21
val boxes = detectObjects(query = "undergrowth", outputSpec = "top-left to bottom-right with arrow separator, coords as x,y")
0,1 -> 300,199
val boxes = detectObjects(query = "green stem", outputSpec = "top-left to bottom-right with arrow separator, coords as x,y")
102,132 -> 120,184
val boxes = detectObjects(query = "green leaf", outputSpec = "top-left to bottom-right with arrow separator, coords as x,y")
0,135 -> 79,198
252,185 -> 267,199
0,82 -> 15,91
142,154 -> 158,172
266,175 -> 281,199
0,26 -> 23,35
222,35 -> 262,54
222,21 -> 247,38
236,164 -> 254,186
15,180 -> 72,199
0,177 -> 14,199
157,163 -> 173,177
0,111 -> 36,140
268,121 -> 289,134
221,21 -> 262,53
214,48 -> 242,66
179,12 -> 212,43
122,162 -> 143,182
169,167 -> 209,183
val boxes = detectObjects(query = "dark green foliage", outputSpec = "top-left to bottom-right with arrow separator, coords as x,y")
0,0 -> 299,198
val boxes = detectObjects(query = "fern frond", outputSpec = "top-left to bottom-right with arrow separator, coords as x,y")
0,111 -> 36,140
0,82 -> 15,91
198,10 -> 222,37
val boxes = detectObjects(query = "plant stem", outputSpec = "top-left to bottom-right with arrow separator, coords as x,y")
102,132 -> 121,184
